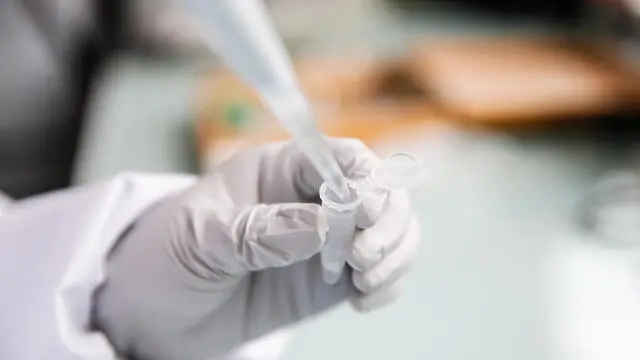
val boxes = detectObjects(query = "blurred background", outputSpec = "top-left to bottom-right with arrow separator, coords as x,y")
68,1 -> 640,360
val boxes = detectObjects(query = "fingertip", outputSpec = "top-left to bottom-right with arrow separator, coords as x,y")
350,216 -> 420,292
255,203 -> 327,267
328,138 -> 381,180
347,234 -> 383,272
355,191 -> 388,229
276,202 -> 323,226
351,269 -> 371,293
347,248 -> 383,271
294,138 -> 382,199
350,193 -> 412,271
289,202 -> 327,246
350,279 -> 404,313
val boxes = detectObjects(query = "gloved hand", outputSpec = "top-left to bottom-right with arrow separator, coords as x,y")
94,138 -> 421,360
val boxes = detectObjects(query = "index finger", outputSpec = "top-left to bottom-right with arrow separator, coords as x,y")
294,137 -> 381,200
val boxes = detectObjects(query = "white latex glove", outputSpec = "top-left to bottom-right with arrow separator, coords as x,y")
94,138 -> 421,360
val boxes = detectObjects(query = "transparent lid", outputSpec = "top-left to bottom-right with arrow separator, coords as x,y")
372,152 -> 425,190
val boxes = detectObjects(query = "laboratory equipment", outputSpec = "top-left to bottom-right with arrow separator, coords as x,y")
186,0 -> 349,199
320,152 -> 425,284
319,181 -> 361,284
368,152 -> 426,191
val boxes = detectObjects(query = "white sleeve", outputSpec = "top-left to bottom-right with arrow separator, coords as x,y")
0,173 -> 195,360
0,174 -> 291,360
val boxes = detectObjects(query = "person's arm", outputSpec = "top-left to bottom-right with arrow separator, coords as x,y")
92,139 -> 419,360
0,174 -> 195,360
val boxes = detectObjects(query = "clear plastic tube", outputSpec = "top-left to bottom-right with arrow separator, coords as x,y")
320,152 -> 425,284
319,181 -> 361,284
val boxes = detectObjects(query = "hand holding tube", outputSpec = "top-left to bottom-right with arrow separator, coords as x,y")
93,139 -> 421,360
320,152 -> 424,284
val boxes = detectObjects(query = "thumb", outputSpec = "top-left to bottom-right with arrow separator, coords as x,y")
232,203 -> 327,271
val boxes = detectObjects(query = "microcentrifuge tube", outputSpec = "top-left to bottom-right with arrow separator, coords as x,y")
319,152 -> 424,284
319,181 -> 361,284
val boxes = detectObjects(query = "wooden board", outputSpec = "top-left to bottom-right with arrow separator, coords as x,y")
194,56 -> 437,159
194,37 -> 639,167
196,99 -> 445,167
409,38 -> 639,123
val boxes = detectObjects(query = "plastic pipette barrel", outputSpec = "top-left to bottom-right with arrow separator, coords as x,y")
187,0 -> 298,91
186,0 -> 350,199
319,152 -> 424,284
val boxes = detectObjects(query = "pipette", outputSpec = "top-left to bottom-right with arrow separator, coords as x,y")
320,152 -> 425,284
186,0 -> 349,198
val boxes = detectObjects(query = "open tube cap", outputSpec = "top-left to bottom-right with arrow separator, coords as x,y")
372,152 -> 425,191
319,181 -> 361,212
